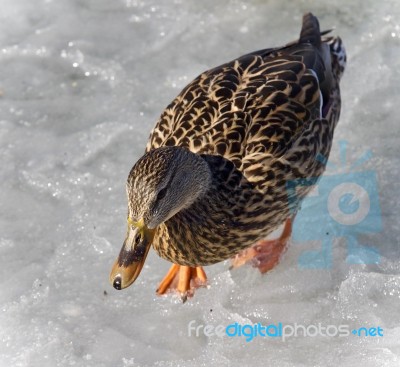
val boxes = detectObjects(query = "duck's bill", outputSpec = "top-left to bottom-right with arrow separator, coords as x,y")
109,224 -> 156,290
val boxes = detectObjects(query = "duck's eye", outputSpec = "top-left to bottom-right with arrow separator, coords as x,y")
156,187 -> 168,201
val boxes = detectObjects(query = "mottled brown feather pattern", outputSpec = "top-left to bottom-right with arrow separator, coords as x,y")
140,15 -> 346,266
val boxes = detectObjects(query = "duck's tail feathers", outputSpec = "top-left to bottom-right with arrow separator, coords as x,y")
325,36 -> 347,81
299,13 -> 321,47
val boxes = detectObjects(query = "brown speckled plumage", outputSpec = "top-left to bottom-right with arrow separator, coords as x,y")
130,14 -> 346,266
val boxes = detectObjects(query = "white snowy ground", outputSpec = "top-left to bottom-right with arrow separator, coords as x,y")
1,0 -> 400,366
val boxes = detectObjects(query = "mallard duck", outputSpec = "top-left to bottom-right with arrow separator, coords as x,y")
109,13 -> 346,300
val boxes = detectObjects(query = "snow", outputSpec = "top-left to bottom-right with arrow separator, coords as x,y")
1,0 -> 400,366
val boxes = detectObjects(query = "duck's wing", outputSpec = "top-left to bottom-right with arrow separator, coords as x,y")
240,14 -> 346,187
146,13 -> 345,181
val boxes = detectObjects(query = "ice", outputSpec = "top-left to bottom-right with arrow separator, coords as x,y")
1,0 -> 400,366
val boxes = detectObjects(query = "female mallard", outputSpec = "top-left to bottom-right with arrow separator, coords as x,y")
110,13 -> 346,300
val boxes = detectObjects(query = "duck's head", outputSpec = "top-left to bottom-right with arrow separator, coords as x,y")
109,146 -> 211,290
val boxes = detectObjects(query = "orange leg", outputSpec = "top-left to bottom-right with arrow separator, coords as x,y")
156,265 -> 207,302
231,217 -> 294,273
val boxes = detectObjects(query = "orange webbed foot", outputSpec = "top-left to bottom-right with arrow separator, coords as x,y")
156,264 -> 207,302
231,217 -> 293,273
